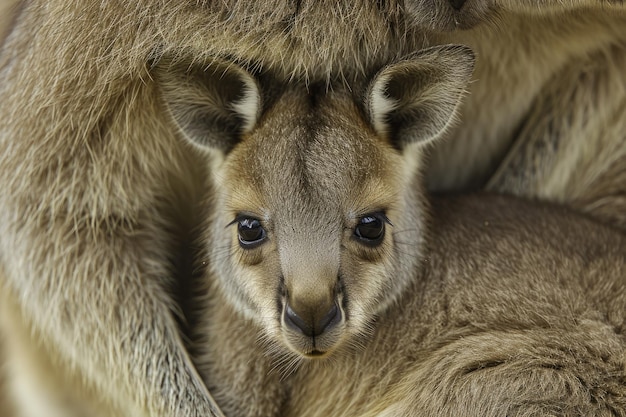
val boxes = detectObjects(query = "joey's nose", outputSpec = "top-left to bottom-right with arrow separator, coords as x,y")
284,302 -> 341,337
450,0 -> 467,10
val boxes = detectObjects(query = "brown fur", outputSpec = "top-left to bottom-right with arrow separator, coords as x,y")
287,195 -> 626,417
197,196 -> 626,417
486,42 -> 626,228
0,0 -> 20,47
0,331 -> 13,417
406,0 -> 626,31
159,49 -> 626,417
0,1 -> 625,416
403,2 -> 626,231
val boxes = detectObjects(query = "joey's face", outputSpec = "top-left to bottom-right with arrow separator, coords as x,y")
213,91 -> 418,358
158,45 -> 474,360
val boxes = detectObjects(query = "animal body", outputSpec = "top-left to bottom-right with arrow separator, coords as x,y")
156,46 -> 626,417
400,2 -> 626,231
428,7 -> 626,230
406,0 -> 626,31
0,0 -> 19,46
485,43 -> 626,229
1,1 -> 625,416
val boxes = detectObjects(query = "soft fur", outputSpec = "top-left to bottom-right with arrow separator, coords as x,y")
0,1 -> 625,416
159,49 -> 626,417
486,42 -> 626,228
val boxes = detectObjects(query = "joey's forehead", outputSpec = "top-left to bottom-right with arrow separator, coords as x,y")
226,92 -> 398,208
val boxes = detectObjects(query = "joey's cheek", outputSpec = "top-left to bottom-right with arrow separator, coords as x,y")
346,234 -> 394,264
342,260 -> 390,298
236,248 -> 264,267
242,262 -> 282,298
351,245 -> 389,263
337,262 -> 364,294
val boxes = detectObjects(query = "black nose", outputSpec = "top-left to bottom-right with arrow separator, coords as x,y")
284,302 -> 341,337
450,0 -> 467,10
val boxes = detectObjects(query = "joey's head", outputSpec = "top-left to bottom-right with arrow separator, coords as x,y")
158,46 -> 474,360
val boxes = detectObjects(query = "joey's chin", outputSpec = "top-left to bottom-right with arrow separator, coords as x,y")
281,322 -> 347,359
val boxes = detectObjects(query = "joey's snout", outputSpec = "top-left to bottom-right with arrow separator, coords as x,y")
278,239 -> 347,355
283,299 -> 341,338
279,272 -> 346,356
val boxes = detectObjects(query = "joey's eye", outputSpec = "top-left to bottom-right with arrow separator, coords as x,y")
354,213 -> 387,246
237,217 -> 266,249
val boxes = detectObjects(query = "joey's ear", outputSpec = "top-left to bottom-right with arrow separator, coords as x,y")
158,59 -> 261,153
366,45 -> 475,148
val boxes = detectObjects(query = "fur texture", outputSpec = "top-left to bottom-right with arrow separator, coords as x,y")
0,0 -> 20,47
159,50 -> 626,417
486,42 -> 626,228
290,195 -> 626,417
0,1 -> 625,416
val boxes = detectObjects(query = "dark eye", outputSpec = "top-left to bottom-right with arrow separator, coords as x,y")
237,217 -> 266,249
354,213 -> 387,246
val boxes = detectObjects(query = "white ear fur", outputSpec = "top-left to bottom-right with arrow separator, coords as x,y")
367,45 -> 475,147
231,73 -> 261,134
369,73 -> 399,136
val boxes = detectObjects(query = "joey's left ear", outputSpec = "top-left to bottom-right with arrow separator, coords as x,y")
366,45 -> 475,148
157,58 -> 261,154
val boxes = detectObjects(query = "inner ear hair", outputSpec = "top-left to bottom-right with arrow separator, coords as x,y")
156,58 -> 261,154
367,45 -> 475,148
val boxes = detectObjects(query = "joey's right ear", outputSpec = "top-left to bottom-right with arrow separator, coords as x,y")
157,59 -> 261,154
366,45 -> 475,149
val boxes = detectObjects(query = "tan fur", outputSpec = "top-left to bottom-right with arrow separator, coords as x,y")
156,49 -> 626,417
0,288 -> 116,417
0,321 -> 13,417
0,0 -> 20,47
1,1 -> 625,416
406,0 -> 626,31
486,42 -> 626,228
399,1 -> 626,230
287,196 -> 626,417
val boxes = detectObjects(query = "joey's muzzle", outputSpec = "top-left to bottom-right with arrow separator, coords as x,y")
279,270 -> 347,357
283,300 -> 341,338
